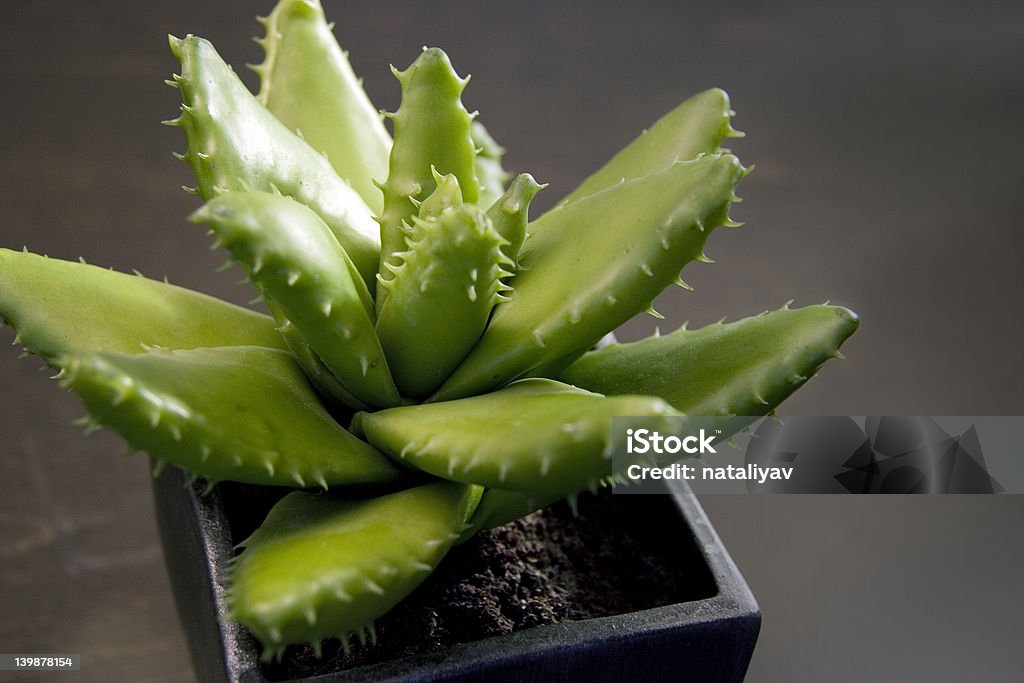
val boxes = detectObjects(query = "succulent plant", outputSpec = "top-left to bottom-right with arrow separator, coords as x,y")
0,0 -> 859,663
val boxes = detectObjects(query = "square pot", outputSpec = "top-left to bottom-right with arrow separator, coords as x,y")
152,468 -> 760,682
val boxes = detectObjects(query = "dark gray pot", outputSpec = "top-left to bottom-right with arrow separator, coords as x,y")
152,469 -> 759,682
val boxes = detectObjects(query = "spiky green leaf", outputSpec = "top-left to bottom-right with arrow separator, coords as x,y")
229,482 -> 479,657
360,378 -> 677,495
377,197 -> 511,399
486,172 -> 544,268
0,248 -> 285,359
433,153 -> 747,401
62,346 -> 403,488
559,304 -> 859,416
253,0 -> 391,214
168,34 -> 380,289
376,47 -> 479,311
555,88 -> 742,207
192,192 -> 400,408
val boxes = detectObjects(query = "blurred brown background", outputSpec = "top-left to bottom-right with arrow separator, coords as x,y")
1,1 -> 1022,681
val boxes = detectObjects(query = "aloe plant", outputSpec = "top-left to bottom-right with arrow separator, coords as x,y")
0,0 -> 859,663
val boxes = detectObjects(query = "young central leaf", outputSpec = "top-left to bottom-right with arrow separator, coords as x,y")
375,47 -> 479,313
376,177 -> 512,399
487,173 -> 545,268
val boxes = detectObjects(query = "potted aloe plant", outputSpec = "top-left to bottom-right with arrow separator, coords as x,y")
0,0 -> 859,680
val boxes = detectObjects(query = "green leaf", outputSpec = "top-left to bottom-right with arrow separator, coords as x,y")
486,172 -> 544,268
229,481 -> 479,658
253,0 -> 391,214
167,34 -> 380,290
360,378 -> 677,495
377,195 -> 512,399
559,304 -> 860,416
0,248 -> 285,359
263,298 -> 372,411
555,88 -> 742,208
376,47 -> 479,312
432,154 -> 747,402
61,346 -> 404,488
192,192 -> 401,409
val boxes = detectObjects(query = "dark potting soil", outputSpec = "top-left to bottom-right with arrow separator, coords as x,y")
218,485 -> 716,681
